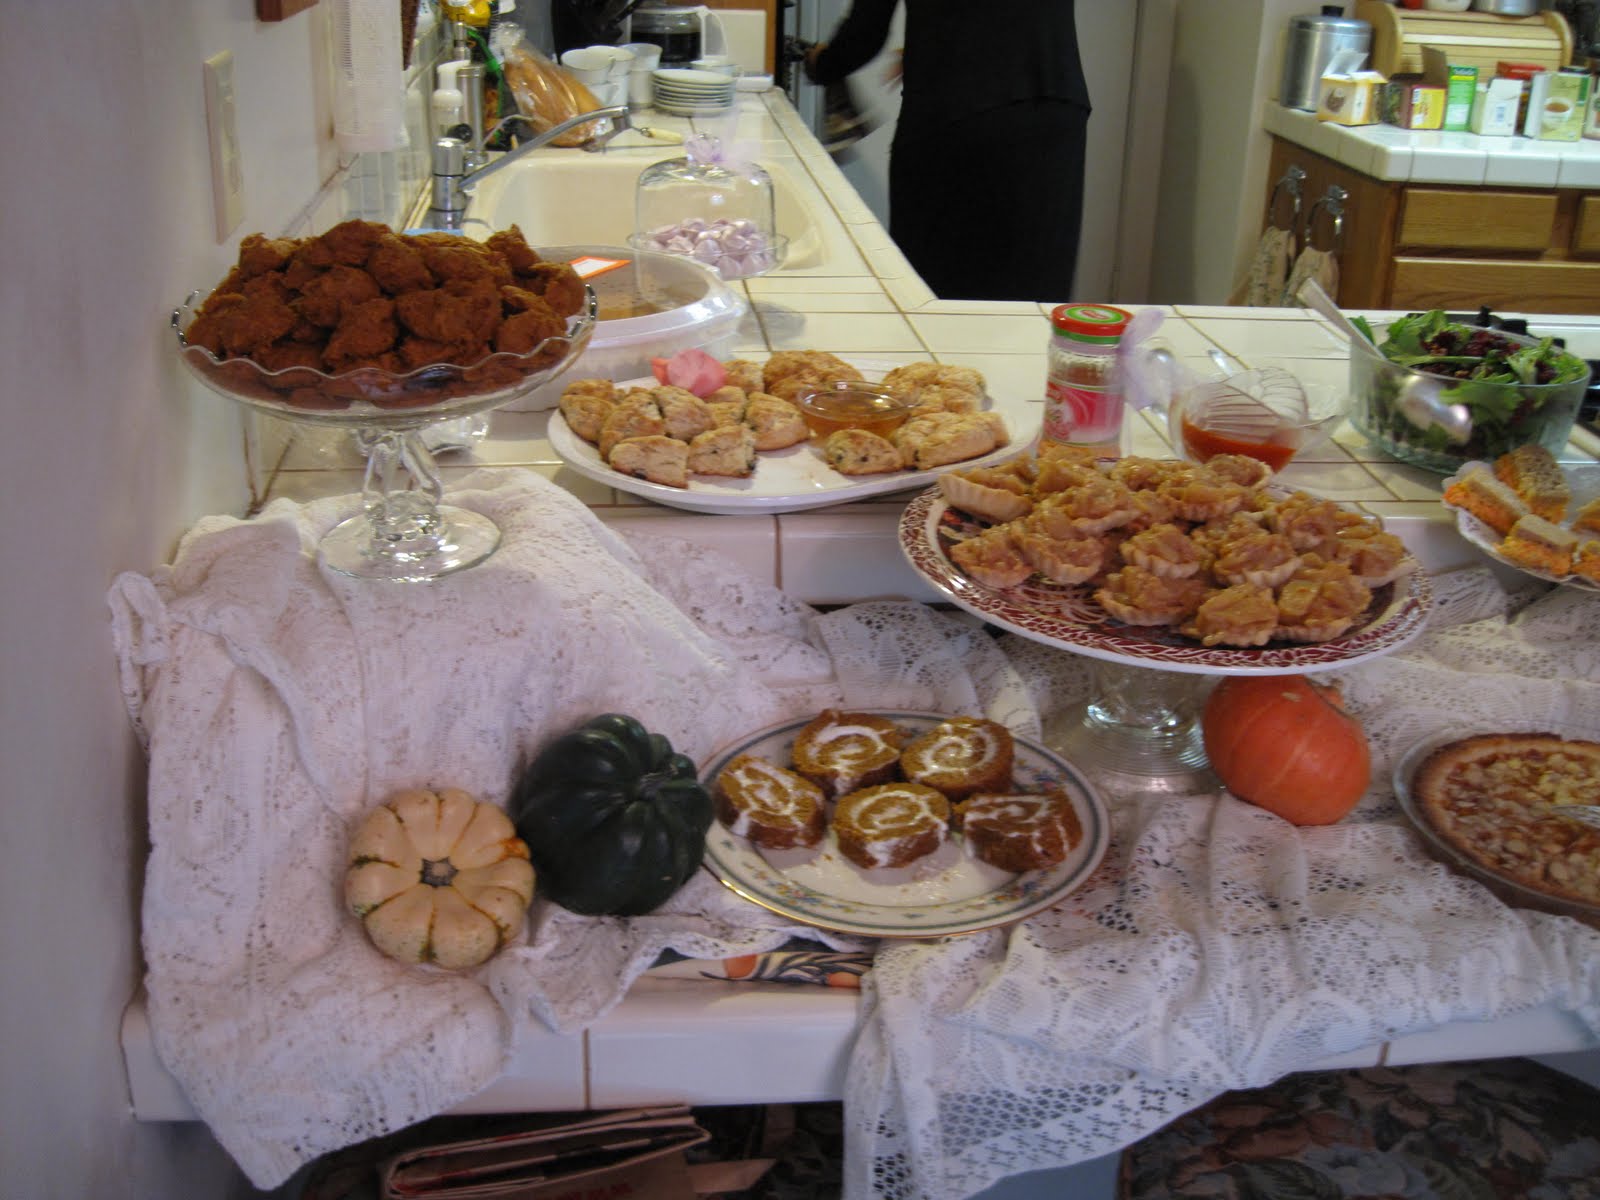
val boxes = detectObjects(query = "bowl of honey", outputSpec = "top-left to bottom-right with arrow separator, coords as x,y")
794,381 -> 919,438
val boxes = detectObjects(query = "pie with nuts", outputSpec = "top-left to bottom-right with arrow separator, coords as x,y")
1412,733 -> 1600,910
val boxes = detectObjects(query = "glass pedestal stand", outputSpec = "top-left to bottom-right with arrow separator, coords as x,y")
1045,658 -> 1220,794
320,429 -> 499,581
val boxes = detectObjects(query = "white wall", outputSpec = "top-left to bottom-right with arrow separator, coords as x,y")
1148,0 -> 1313,305
0,6 -> 337,1195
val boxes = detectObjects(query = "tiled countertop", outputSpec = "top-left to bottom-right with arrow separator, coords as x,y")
1264,102 -> 1600,188
127,89 -> 1600,1128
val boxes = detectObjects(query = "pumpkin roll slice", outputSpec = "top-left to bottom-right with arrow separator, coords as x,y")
791,709 -> 904,798
833,782 -> 952,870
900,717 -> 1015,802
958,789 -> 1083,873
714,754 -> 827,850
1574,539 -> 1600,584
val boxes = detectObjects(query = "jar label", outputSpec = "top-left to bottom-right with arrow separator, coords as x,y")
1044,380 -> 1124,443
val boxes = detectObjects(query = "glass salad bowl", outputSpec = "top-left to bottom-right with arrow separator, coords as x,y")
1347,312 -> 1590,474
172,287 -> 596,581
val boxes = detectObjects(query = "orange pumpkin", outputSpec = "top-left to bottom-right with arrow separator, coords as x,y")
1201,675 -> 1370,826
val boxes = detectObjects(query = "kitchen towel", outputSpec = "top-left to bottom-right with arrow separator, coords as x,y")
110,470 -> 1600,1196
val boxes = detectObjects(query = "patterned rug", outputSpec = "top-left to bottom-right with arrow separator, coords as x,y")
1118,1058 -> 1600,1200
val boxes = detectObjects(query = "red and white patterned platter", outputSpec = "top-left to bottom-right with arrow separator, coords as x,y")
897,486 -> 1434,677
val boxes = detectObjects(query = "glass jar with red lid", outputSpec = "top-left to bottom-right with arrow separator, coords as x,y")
1043,303 -> 1133,452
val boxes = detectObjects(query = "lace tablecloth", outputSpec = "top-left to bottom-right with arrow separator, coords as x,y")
108,469 -> 1600,1196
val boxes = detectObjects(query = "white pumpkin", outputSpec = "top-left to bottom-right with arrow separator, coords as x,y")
345,788 -> 535,970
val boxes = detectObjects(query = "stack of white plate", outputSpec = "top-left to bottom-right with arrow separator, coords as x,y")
652,68 -> 736,116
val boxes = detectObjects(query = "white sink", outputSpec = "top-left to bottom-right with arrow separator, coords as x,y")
459,151 -> 832,271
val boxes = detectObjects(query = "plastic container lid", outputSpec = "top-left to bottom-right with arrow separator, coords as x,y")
1050,304 -> 1134,342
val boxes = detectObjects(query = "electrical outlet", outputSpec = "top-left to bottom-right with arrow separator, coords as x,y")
204,50 -> 245,241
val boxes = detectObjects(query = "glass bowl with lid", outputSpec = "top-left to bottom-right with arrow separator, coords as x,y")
630,135 -> 788,280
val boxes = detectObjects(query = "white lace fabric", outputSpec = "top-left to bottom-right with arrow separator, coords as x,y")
108,471 -> 1600,1194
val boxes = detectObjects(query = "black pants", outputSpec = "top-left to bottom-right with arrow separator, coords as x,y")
888,99 -> 1088,303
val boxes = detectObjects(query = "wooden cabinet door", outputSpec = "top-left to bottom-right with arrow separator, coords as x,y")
1263,137 -> 1402,309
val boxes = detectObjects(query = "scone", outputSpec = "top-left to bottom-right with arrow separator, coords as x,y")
832,782 -> 951,869
958,789 -> 1083,873
598,395 -> 666,460
790,709 -> 903,798
900,717 -> 1015,801
654,385 -> 716,442
742,393 -> 810,450
687,424 -> 758,477
558,378 -> 616,443
714,753 -> 827,850
824,428 -> 901,476
608,435 -> 689,488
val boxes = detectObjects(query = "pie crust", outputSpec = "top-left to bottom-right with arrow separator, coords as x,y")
1412,733 -> 1600,910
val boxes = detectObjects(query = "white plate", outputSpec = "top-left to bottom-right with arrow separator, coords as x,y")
898,488 -> 1434,676
654,67 -> 737,86
1441,460 -> 1600,594
699,711 -> 1111,938
653,102 -> 736,118
547,362 -> 1022,515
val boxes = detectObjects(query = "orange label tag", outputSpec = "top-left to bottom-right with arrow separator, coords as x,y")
567,255 -> 630,279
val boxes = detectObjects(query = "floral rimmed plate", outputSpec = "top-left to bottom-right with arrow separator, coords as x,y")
1441,461 -> 1600,594
898,487 -> 1435,677
698,711 -> 1111,938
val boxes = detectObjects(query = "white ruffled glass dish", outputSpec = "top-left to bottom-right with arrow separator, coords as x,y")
173,287 -> 596,581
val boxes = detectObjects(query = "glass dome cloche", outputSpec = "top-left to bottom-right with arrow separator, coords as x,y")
630,134 -> 787,280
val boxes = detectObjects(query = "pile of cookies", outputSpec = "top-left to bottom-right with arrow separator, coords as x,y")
557,351 -> 1009,489
713,710 -> 1082,874
182,220 -> 585,408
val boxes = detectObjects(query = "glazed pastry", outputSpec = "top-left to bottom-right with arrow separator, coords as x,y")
900,717 -> 1015,801
1494,444 -> 1568,522
950,525 -> 1034,589
608,435 -> 688,489
1095,565 -> 1209,626
1273,557 -> 1371,643
939,465 -> 1034,524
790,709 -> 903,798
1121,524 -> 1205,579
714,753 -> 827,850
1181,582 -> 1277,648
687,424 -> 758,477
832,782 -> 951,869
959,790 -> 1082,873
1210,529 -> 1299,589
1012,524 -> 1103,585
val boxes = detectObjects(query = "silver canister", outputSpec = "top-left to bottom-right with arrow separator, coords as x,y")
1280,6 -> 1373,112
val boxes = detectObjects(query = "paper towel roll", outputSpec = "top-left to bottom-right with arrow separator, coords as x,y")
331,0 -> 408,153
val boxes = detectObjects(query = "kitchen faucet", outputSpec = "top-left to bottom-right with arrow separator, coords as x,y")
422,105 -> 632,231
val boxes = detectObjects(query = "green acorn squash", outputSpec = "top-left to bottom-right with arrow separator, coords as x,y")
510,713 -> 714,916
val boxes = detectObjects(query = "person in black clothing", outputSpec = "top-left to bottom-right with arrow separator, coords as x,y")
804,0 -> 1090,303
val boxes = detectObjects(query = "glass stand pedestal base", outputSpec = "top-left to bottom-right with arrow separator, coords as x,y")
319,504 -> 501,582
1043,659 -> 1221,794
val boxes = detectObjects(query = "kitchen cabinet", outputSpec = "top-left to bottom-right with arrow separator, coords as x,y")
1262,134 -> 1600,313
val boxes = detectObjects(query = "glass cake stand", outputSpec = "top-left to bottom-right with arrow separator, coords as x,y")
897,487 -> 1434,791
173,288 -> 596,582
